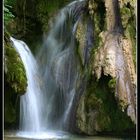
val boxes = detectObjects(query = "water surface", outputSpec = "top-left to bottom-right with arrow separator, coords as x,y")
4,131 -> 136,140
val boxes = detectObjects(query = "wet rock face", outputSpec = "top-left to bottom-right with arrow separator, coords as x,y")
91,0 -> 136,124
76,93 -> 102,135
76,74 -> 135,135
76,18 -> 87,66
75,15 -> 94,67
92,32 -> 136,123
76,0 -> 136,135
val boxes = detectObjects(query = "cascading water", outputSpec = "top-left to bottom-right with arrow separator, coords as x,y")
10,37 -> 46,132
10,0 -> 93,138
37,0 -> 87,130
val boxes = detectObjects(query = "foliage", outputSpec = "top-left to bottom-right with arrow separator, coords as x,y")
4,0 -> 15,26
36,0 -> 71,32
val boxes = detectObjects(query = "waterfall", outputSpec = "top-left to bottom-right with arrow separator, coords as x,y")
10,0 -> 92,136
10,37 -> 46,132
37,0 -> 86,130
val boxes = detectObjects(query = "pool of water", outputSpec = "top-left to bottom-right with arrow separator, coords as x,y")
4,130 -> 136,140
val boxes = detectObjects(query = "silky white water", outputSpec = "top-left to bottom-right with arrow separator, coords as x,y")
10,37 -> 45,132
36,0 -> 86,130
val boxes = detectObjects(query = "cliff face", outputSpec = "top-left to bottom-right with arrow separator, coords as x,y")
76,0 -> 136,135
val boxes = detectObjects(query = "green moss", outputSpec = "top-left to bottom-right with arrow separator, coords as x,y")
120,3 -> 136,69
88,0 -> 106,67
125,23 -> 136,69
93,0 -> 106,33
36,0 -> 71,32
84,74 -> 135,133
36,1 -> 49,32
120,7 -> 131,28
4,32 -> 27,95
89,35 -> 103,70
108,78 -> 116,90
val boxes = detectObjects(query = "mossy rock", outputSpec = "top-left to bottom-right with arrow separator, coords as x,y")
124,22 -> 136,69
4,32 -> 27,95
120,7 -> 131,28
119,1 -> 136,68
95,76 -> 134,132
108,78 -> 116,92
4,31 -> 27,126
79,74 -> 135,135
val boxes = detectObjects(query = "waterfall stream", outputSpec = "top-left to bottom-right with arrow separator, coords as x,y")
37,0 -> 86,130
10,37 -> 45,132
10,0 -> 91,138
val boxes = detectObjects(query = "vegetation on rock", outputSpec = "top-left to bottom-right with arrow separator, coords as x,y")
77,75 -> 135,135
4,0 -> 15,26
4,32 -> 27,94
4,31 -> 27,127
76,0 -> 136,135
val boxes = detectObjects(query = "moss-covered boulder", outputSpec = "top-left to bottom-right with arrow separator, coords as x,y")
4,31 -> 27,127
